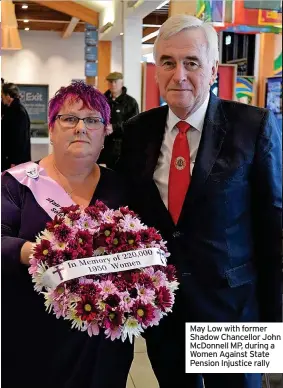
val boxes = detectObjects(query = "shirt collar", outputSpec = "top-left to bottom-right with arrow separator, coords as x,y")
167,93 -> 210,133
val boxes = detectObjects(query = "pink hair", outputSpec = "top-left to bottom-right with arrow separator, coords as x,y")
48,81 -> 111,128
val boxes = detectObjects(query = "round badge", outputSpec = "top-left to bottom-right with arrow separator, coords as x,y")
174,157 -> 186,171
25,165 -> 39,179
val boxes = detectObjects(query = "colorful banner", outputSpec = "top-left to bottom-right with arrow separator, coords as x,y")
211,0 -> 225,23
224,0 -> 235,23
197,0 -> 225,23
258,10 -> 282,27
196,0 -> 212,21
236,77 -> 256,105
274,34 -> 282,76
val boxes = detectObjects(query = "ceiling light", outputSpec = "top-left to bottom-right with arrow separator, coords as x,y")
143,24 -> 162,28
120,32 -> 124,36
156,0 -> 169,10
22,4 -> 28,9
23,19 -> 29,23
24,27 -> 30,31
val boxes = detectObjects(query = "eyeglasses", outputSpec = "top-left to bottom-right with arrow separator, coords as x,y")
56,114 -> 105,130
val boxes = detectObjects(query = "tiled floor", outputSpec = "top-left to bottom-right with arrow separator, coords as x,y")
126,337 -> 158,388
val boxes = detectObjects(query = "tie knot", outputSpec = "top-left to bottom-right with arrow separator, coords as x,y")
176,121 -> 190,134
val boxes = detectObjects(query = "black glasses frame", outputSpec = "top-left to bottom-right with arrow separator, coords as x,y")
56,114 -> 105,129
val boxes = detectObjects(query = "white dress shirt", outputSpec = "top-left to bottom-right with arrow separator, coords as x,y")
153,94 -> 210,209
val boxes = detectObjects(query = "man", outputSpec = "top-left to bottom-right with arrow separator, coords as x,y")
1,82 -> 31,171
118,15 -> 282,388
1,77 -> 7,119
98,72 -> 139,169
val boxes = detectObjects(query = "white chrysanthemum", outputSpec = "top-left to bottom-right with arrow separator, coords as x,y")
40,230 -> 54,241
93,247 -> 106,256
65,217 -> 73,227
32,261 -> 48,292
119,214 -> 146,232
42,291 -> 53,313
51,240 -> 68,251
168,280 -> 179,292
66,308 -> 84,330
122,317 -> 144,343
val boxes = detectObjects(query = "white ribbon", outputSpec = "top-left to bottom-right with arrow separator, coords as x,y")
41,247 -> 167,290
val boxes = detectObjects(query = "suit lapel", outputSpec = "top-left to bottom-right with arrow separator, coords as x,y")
141,105 -> 175,229
178,94 -> 228,222
142,105 -> 169,180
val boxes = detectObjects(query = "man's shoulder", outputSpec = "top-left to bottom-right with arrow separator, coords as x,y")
126,105 -> 168,126
219,98 -> 268,122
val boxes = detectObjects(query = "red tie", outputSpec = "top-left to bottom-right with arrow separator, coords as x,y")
168,121 -> 191,224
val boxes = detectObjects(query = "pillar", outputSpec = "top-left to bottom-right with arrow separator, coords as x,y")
97,41 -> 112,93
123,15 -> 143,109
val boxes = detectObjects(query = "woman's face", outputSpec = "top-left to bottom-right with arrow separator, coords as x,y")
50,97 -> 105,162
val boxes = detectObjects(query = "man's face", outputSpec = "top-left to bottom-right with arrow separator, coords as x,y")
1,92 -> 11,106
108,79 -> 123,96
155,28 -> 218,118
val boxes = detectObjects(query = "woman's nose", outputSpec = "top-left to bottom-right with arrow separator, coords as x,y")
74,119 -> 86,134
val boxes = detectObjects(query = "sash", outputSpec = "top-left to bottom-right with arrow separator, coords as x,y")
6,162 -> 75,220
41,247 -> 167,290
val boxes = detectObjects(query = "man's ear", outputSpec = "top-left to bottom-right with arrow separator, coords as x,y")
210,61 -> 219,86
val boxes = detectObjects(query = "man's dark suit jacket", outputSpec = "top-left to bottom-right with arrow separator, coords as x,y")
118,93 -> 282,323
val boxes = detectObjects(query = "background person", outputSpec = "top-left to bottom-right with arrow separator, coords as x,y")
1,82 -> 31,171
98,72 -> 139,169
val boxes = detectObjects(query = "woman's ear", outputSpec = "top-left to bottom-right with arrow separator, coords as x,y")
49,127 -> 54,144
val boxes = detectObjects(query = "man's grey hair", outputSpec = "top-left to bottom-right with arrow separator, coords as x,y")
153,14 -> 219,65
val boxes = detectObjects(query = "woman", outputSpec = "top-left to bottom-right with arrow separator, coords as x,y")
1,81 -> 133,388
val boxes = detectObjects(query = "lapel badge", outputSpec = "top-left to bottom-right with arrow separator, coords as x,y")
175,156 -> 186,171
25,165 -> 39,179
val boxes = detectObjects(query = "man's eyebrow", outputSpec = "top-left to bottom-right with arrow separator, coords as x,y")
184,56 -> 200,62
159,55 -> 173,62
159,55 -> 200,62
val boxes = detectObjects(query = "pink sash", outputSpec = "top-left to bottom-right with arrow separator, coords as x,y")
6,162 -> 75,219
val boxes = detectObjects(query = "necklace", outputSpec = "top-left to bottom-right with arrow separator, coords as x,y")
53,162 -> 75,197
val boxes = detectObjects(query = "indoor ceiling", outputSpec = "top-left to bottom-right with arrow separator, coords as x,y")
14,0 -> 169,40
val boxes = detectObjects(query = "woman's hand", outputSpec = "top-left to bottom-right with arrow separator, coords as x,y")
20,241 -> 34,265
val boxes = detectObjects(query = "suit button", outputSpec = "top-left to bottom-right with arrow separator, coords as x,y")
172,231 -> 181,238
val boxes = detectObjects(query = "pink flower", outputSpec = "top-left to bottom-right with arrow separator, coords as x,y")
132,301 -> 155,326
53,223 -> 73,242
148,308 -> 163,326
119,291 -> 134,311
76,295 -> 98,322
151,270 -> 167,288
136,284 -> 155,303
104,308 -> 123,330
87,322 -> 100,337
119,214 -> 146,232
100,280 -> 118,297
164,265 -> 177,282
33,239 -> 51,262
105,326 -> 122,341
155,286 -> 174,312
